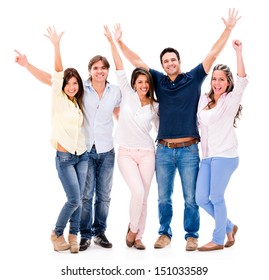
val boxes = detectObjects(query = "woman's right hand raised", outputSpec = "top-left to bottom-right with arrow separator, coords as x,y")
44,26 -> 64,46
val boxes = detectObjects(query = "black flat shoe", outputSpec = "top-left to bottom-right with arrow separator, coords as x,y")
79,238 -> 91,251
94,233 -> 112,248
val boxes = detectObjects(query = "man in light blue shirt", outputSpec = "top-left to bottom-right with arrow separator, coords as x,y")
80,55 -> 121,250
14,51 -> 121,251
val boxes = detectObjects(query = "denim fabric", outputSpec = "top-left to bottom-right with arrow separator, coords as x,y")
54,151 -> 88,236
155,143 -> 200,240
196,157 -> 239,245
80,146 -> 115,239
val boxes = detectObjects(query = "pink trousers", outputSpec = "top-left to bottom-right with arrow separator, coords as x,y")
117,147 -> 155,240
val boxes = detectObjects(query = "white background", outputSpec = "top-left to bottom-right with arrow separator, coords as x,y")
1,0 -> 268,279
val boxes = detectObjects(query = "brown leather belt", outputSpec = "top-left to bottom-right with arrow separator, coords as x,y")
158,138 -> 199,148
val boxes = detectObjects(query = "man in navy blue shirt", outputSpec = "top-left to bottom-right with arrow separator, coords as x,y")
114,8 -> 241,250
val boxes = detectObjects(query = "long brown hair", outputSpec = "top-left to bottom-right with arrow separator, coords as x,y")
207,64 -> 242,127
130,67 -> 158,108
63,68 -> 84,114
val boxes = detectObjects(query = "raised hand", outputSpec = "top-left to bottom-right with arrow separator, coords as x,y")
44,26 -> 64,46
221,8 -> 241,31
104,25 -> 124,70
113,23 -> 122,43
104,25 -> 113,43
232,39 -> 242,51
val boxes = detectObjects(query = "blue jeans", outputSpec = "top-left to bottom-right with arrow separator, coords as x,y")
80,146 -> 115,239
196,157 -> 239,245
55,151 -> 88,236
155,143 -> 200,240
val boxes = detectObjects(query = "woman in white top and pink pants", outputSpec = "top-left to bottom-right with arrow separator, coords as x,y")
104,25 -> 159,250
196,40 -> 248,251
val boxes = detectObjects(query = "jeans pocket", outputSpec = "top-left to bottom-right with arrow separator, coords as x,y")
187,143 -> 199,154
56,151 -> 73,162
156,143 -> 164,150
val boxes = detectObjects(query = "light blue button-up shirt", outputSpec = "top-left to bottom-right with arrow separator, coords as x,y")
82,79 -> 121,153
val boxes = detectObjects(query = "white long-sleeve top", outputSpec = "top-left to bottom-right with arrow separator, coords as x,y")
197,75 -> 249,159
115,70 -> 159,151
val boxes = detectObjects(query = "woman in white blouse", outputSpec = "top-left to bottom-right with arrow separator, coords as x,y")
104,25 -> 159,250
45,26 -> 88,253
196,40 -> 248,251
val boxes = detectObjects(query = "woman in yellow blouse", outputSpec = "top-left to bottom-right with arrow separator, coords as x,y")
45,26 -> 88,253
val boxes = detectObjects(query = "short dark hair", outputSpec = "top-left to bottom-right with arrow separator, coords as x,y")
160,47 -> 180,64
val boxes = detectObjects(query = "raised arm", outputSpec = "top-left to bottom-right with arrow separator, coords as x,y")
14,50 -> 52,85
114,23 -> 149,71
103,25 -> 121,121
44,26 -> 64,72
104,25 -> 123,70
232,40 -> 246,78
203,8 -> 241,74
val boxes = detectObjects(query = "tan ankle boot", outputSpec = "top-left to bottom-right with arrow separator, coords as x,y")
51,231 -> 70,251
68,234 -> 79,253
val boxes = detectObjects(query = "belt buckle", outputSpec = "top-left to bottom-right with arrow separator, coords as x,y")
167,142 -> 173,148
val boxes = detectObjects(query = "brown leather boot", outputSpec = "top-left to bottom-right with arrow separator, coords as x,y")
68,234 -> 79,253
50,231 -> 70,251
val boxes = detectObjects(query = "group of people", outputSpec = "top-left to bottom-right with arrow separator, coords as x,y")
14,8 -> 248,253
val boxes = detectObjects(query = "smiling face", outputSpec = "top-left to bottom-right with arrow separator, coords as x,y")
64,76 -> 79,101
130,67 -> 155,104
134,74 -> 150,96
161,52 -> 181,80
90,60 -> 109,83
88,57 -> 110,84
211,70 -> 229,98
